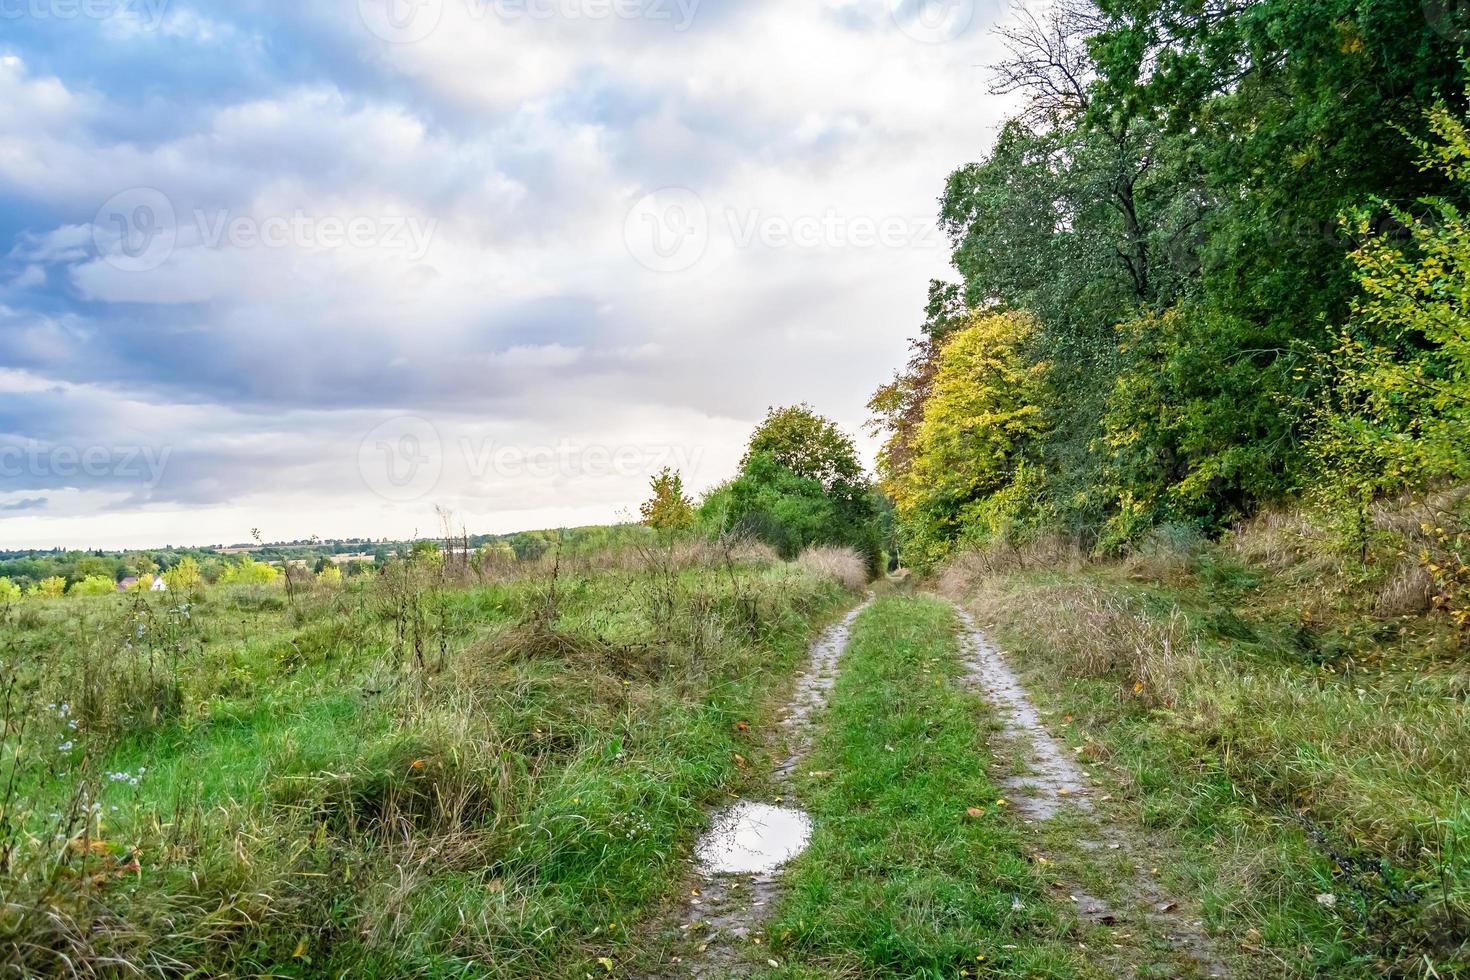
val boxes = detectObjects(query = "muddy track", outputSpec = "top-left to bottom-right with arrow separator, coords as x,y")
953,607 -> 1230,979
639,598 -> 871,978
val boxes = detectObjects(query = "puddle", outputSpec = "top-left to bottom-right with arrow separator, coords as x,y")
696,802 -> 812,875
954,609 -> 1091,820
644,599 -> 870,977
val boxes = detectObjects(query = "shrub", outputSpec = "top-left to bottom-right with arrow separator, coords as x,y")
69,575 -> 117,597
220,557 -> 281,585
640,467 -> 696,532
0,577 -> 20,602
32,576 -> 67,598
163,556 -> 203,592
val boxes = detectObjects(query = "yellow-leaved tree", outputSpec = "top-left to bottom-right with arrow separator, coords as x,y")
1310,89 -> 1470,619
639,467 -> 696,534
895,310 -> 1049,566
163,557 -> 203,593
32,576 -> 66,599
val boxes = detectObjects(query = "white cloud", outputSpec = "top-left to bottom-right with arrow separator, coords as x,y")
0,0 -> 1020,547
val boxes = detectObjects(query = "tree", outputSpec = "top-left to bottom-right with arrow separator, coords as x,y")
705,406 -> 881,571
73,555 -> 121,583
639,467 -> 696,533
163,556 -> 203,592
743,405 -> 869,497
317,564 -> 344,587
868,281 -> 966,497
70,575 -> 118,597
220,558 -> 281,585
892,311 -> 1051,565
32,576 -> 66,598
0,578 -> 20,602
1306,92 -> 1470,568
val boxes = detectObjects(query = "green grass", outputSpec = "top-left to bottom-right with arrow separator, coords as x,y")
0,554 -> 857,977
949,522 -> 1470,977
765,593 -> 1091,979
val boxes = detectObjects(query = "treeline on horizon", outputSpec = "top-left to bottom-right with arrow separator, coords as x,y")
0,525 -> 641,593
869,0 -> 1470,571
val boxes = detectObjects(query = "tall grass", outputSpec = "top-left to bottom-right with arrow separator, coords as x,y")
794,545 -> 869,592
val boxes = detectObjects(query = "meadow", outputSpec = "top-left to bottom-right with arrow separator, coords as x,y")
0,540 -> 860,977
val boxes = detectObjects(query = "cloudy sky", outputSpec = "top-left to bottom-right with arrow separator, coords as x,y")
0,0 -> 1015,549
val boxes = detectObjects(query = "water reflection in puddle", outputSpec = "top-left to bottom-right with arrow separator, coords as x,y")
696,802 -> 812,875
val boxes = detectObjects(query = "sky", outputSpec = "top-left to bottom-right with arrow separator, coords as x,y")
0,0 -> 1015,550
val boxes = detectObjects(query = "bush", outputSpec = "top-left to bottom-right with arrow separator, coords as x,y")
32,576 -> 66,598
163,556 -> 203,592
220,557 -> 281,585
68,575 -> 117,597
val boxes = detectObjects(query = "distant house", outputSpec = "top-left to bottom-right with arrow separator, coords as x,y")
150,577 -> 168,592
117,577 -> 138,592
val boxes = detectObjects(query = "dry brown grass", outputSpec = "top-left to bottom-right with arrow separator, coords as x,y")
1227,507 -> 1329,571
936,535 -> 1087,596
1370,485 -> 1470,539
963,582 -> 1204,711
1374,558 -> 1435,617
794,546 -> 869,591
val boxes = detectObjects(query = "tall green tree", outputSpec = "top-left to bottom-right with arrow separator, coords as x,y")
704,406 -> 881,571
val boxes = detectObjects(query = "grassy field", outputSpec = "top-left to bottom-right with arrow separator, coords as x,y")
765,593 -> 1090,979
0,545 -> 858,978
942,513 -> 1470,977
